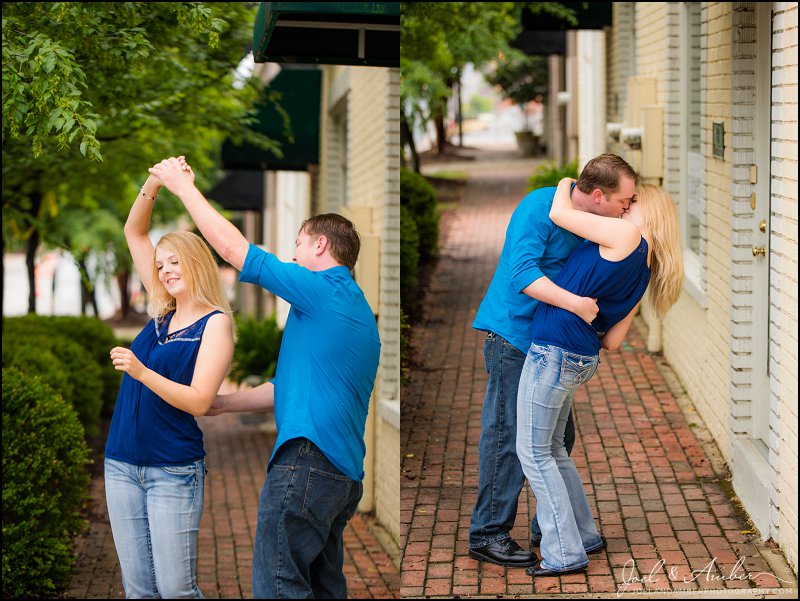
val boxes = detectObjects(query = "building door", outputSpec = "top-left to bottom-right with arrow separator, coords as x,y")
751,3 -> 773,454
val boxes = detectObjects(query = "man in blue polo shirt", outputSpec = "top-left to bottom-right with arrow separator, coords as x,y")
150,157 -> 380,599
469,154 -> 638,568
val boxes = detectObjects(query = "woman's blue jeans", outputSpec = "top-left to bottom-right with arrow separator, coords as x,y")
105,457 -> 206,598
516,342 -> 604,571
469,332 -> 575,549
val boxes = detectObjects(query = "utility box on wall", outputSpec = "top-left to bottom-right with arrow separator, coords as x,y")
641,106 -> 663,179
625,77 -> 656,128
341,205 -> 381,315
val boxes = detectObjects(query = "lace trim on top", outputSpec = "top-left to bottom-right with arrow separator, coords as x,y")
154,311 -> 218,345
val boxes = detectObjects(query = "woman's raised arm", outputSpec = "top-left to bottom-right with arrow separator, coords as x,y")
124,173 -> 161,296
549,177 -> 639,253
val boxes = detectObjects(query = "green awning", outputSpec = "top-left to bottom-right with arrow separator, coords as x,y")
221,67 -> 321,171
253,2 -> 399,67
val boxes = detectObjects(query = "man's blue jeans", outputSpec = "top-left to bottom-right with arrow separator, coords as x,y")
252,438 -> 363,599
105,457 -> 206,599
516,342 -> 604,570
469,332 -> 575,549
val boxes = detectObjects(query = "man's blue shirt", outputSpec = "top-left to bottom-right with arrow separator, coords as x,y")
239,244 -> 381,481
473,186 -> 583,354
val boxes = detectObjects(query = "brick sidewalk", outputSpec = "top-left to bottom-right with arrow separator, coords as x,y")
68,411 -> 400,599
400,154 -> 798,598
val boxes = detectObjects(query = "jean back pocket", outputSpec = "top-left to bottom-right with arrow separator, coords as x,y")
559,352 -> 598,389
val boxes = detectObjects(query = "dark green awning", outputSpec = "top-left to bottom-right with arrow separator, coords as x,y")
253,2 -> 399,67
221,67 -> 321,171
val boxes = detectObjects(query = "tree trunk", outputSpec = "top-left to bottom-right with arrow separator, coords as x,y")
77,257 -> 99,317
117,269 -> 130,319
25,195 -> 43,314
400,111 -> 420,173
457,73 -> 463,148
434,113 -> 447,154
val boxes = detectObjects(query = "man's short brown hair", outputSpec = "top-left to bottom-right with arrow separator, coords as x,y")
300,213 -> 361,270
576,153 -> 639,195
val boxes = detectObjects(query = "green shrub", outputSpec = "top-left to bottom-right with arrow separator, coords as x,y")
3,315 -> 121,414
229,314 -> 283,385
527,158 -> 579,191
2,367 -> 91,598
400,168 -> 439,259
2,331 -> 104,438
400,308 -> 411,371
400,204 -> 420,309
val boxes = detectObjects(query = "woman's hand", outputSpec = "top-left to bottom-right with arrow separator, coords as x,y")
110,346 -> 147,381
149,156 -> 195,197
142,173 -> 163,193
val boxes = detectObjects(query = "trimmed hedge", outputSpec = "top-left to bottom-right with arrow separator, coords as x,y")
3,331 -> 104,438
3,315 -> 121,414
400,204 -> 420,308
400,168 -> 439,260
2,367 -> 91,598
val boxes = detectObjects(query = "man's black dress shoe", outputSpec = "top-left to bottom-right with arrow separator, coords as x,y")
469,539 -> 538,567
530,534 -> 606,554
526,564 -> 588,577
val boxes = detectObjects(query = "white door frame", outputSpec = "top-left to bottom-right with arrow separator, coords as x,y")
751,2 -> 773,452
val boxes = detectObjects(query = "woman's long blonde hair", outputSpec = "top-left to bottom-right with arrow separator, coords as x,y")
637,184 -> 684,317
148,231 -> 235,331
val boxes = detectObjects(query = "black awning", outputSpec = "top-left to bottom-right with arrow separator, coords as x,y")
253,2 -> 399,67
206,170 -> 264,211
512,2 -> 612,56
511,31 -> 566,56
521,2 -> 612,31
221,67 -> 321,171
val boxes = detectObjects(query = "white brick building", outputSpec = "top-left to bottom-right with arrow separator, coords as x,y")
563,1 -> 798,573
317,64 -> 401,544
240,64 -> 401,545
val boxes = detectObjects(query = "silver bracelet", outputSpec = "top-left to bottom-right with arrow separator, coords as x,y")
140,187 -> 158,201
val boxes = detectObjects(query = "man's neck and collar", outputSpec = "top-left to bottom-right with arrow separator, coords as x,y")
568,184 -> 594,213
302,255 -> 349,273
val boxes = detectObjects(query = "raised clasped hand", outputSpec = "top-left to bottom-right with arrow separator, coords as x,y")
148,156 -> 195,196
110,346 -> 146,381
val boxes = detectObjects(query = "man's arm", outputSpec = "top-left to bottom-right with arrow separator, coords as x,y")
149,157 -> 249,271
522,276 -> 599,324
204,381 -> 275,416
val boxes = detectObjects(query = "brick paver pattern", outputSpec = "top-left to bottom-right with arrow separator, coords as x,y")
400,155 -> 796,597
68,412 -> 399,599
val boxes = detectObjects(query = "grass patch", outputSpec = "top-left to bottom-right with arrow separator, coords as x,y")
425,170 -> 469,181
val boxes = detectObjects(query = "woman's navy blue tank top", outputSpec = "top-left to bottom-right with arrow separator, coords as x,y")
528,237 -> 650,355
105,310 -> 221,466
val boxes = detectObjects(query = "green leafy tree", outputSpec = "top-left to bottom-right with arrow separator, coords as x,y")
401,2 -> 576,166
2,2 -> 283,314
484,49 -> 549,131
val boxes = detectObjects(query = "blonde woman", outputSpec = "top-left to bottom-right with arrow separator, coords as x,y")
105,163 -> 236,598
517,179 -> 683,577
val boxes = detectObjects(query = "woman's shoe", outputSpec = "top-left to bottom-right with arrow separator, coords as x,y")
526,563 -> 588,577
587,535 -> 607,554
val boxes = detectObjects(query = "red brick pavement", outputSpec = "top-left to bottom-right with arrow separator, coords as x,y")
68,411 -> 399,599
400,153 -> 797,598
